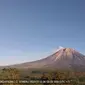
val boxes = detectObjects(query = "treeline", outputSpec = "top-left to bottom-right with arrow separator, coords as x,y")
0,68 -> 85,85
0,68 -> 20,79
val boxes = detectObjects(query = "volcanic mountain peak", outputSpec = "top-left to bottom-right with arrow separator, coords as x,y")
55,47 -> 75,55
53,47 -> 84,62
56,46 -> 75,52
2,47 -> 85,71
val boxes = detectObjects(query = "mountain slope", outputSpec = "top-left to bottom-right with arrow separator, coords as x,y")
3,47 -> 85,70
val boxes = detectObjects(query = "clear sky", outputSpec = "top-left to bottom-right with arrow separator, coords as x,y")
0,0 -> 85,65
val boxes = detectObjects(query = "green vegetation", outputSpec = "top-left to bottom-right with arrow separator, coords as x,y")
0,68 -> 85,85
0,68 -> 20,79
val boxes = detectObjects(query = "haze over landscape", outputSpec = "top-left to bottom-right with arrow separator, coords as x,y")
0,0 -> 85,66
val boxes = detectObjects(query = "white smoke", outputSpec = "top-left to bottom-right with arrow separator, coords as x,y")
58,46 -> 64,49
53,46 -> 64,53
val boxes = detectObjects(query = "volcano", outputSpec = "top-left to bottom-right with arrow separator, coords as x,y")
4,47 -> 85,70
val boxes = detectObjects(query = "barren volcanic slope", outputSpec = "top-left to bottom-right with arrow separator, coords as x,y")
5,47 -> 85,70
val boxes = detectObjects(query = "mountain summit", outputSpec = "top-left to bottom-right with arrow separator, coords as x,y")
5,47 -> 85,70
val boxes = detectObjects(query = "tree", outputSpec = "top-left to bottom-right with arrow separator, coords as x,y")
1,68 -> 20,79
0,68 -> 20,85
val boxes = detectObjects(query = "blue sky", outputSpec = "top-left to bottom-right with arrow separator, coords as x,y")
0,0 -> 85,65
